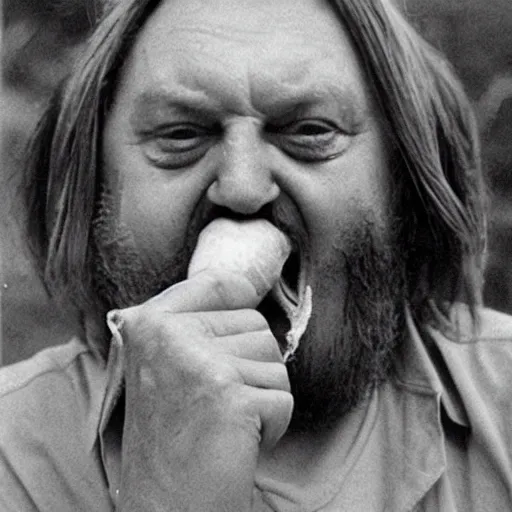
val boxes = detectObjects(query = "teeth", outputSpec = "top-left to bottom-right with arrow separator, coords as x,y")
272,253 -> 312,362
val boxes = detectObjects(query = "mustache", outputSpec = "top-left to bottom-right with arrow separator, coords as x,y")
91,192 -> 310,311
187,195 -> 309,257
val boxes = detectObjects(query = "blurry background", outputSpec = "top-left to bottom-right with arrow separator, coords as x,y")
2,0 -> 512,364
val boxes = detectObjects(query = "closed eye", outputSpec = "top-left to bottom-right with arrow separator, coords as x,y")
151,124 -> 212,151
281,120 -> 336,136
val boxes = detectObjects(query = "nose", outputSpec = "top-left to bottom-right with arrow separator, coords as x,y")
207,118 -> 280,215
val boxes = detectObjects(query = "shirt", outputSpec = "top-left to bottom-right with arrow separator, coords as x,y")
1,304 -> 511,511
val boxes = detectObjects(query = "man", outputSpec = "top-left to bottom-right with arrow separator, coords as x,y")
1,0 -> 511,510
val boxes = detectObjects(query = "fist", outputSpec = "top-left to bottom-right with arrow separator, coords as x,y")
114,219 -> 294,510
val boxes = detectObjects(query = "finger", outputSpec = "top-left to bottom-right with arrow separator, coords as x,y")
146,269 -> 265,312
244,386 -> 294,450
216,330 -> 283,363
227,358 -> 290,392
169,309 -> 269,338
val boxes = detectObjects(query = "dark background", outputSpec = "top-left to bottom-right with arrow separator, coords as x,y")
2,0 -> 512,364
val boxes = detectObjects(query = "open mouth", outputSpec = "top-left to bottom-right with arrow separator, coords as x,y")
279,250 -> 300,306
258,247 -> 312,361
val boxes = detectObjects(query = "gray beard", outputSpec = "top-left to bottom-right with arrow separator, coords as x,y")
91,187 -> 406,433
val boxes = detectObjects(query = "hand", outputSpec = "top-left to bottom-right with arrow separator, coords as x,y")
116,269 -> 294,511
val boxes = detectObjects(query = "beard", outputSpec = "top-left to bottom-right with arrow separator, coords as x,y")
91,186 -> 201,310
286,220 -> 406,432
91,186 -> 406,433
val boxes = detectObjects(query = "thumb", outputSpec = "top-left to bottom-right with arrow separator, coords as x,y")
145,268 -> 266,313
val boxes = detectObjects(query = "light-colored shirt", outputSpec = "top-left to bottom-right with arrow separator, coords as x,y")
1,304 -> 512,511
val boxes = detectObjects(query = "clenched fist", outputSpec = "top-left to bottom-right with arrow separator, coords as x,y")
115,220 -> 294,511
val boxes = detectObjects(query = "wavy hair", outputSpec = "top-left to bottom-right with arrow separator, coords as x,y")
24,0 -> 487,323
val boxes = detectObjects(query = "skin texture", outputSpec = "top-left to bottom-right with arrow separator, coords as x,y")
95,0 -> 404,509
99,0 -> 392,344
102,0 -> 390,267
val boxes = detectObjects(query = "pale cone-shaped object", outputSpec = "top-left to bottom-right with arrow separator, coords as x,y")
187,218 -> 291,300
188,218 -> 312,360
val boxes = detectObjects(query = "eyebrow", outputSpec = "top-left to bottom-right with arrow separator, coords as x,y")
129,88 -> 222,131
129,80 -> 369,131
258,82 -> 368,125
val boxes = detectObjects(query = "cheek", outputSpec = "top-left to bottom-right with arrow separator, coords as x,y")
121,179 -> 189,252
302,183 -> 390,268
102,108 -> 212,261
102,161 -> 208,264
300,138 -> 391,257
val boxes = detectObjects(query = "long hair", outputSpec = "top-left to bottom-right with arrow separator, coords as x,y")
24,0 -> 487,322
329,0 -> 486,320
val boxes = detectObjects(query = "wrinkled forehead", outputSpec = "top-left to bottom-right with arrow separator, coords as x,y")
141,0 -> 345,42
110,0 -> 375,119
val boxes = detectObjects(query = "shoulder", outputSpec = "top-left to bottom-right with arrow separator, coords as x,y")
0,338 -> 92,397
459,304 -> 512,341
427,304 -> 512,371
0,340 -> 112,509
426,304 -> 512,433
0,338 -> 107,446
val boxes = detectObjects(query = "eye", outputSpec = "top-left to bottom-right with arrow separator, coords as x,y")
286,120 -> 334,136
153,124 -> 210,152
139,123 -> 217,169
267,119 -> 351,162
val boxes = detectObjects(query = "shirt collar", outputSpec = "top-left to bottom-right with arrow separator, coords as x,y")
400,302 -> 470,429
96,311 -> 126,505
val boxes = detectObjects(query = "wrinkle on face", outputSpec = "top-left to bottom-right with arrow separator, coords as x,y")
117,0 -> 374,125
98,0 -> 398,431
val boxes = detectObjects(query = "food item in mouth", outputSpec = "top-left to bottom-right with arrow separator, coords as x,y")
187,218 -> 312,360
187,218 -> 291,300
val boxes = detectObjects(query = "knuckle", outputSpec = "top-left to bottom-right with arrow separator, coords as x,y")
242,308 -> 269,328
188,314 -> 217,338
131,309 -> 165,344
227,388 -> 260,421
180,355 -> 242,394
207,363 -> 238,389
120,307 -> 191,360
195,370 -> 254,419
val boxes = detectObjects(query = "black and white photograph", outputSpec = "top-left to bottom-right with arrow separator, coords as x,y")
1,0 -> 512,510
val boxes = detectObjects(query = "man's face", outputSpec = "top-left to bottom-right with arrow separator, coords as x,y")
96,0 -> 405,430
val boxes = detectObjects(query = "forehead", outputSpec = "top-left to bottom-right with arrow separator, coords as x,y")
113,0 -> 372,117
